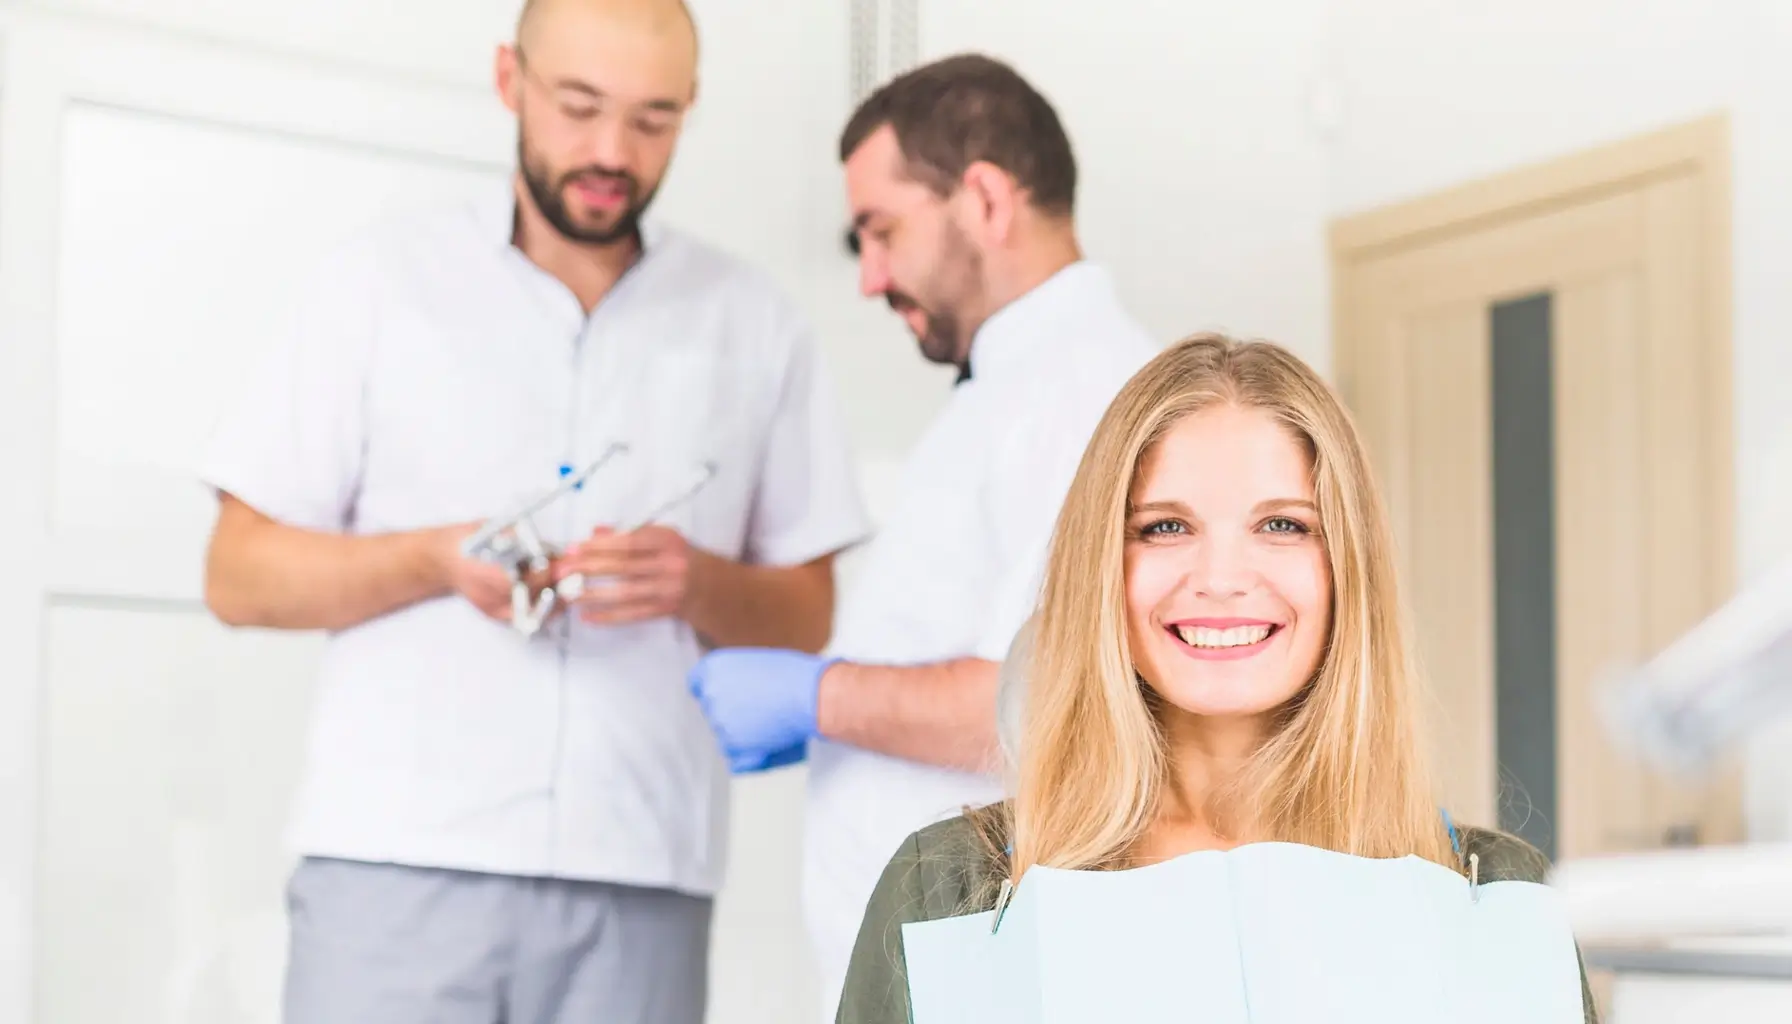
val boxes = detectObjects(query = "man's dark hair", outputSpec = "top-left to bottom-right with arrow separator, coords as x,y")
839,54 -> 1077,217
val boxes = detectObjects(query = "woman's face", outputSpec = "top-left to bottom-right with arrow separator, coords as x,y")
1124,404 -> 1332,723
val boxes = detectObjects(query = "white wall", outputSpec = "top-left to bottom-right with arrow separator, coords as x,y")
13,0 -> 514,82
922,0 -> 1332,371
1318,0 -> 1792,840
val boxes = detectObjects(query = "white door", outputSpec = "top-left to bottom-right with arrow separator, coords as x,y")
0,14 -> 513,1024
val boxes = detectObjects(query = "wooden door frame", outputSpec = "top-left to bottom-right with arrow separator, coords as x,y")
1326,115 -> 1738,839
1329,116 -> 1735,604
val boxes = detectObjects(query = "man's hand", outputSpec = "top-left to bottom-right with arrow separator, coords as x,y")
438,524 -> 529,623
688,648 -> 835,773
553,525 -> 693,626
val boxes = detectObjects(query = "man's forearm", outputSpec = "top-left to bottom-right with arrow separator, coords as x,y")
683,551 -> 834,653
815,658 -> 1001,773
204,497 -> 454,632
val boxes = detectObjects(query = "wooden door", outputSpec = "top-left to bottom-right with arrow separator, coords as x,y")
1331,117 -> 1738,862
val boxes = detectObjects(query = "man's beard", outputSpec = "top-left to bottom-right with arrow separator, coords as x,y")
892,223 -> 983,370
519,138 -> 658,246
889,295 -> 964,367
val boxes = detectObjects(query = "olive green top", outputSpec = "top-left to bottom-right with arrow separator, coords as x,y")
834,810 -> 1599,1024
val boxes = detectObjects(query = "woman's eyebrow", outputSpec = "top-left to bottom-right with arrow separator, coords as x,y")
1126,499 -> 1189,517
1129,498 -> 1317,515
1253,498 -> 1319,515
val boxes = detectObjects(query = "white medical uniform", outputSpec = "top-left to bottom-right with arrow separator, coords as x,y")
201,186 -> 871,898
803,262 -> 1159,1018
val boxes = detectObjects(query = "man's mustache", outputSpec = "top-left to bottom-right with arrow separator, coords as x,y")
561,168 -> 637,193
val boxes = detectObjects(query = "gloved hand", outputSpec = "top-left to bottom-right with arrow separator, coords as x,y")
688,648 -> 836,773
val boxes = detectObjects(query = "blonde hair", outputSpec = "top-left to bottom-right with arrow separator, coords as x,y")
981,333 -> 1457,887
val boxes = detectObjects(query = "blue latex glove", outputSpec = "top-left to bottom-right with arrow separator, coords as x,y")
688,647 -> 835,774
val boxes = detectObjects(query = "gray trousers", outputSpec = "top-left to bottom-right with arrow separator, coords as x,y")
282,857 -> 712,1024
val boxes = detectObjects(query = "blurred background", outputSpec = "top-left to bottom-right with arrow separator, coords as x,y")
2,0 -> 1791,1021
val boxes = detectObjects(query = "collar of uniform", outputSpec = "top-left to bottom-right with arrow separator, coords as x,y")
966,261 -> 1113,382
478,177 -> 668,254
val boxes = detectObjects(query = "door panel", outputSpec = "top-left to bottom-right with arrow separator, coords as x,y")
1553,269 -> 1648,857
50,103 -> 501,559
1402,305 -> 1496,829
1635,174 -> 1743,849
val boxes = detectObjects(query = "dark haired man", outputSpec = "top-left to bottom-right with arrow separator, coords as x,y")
687,53 -> 1161,1018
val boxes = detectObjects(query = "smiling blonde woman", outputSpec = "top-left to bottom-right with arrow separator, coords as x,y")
833,333 -> 1597,1024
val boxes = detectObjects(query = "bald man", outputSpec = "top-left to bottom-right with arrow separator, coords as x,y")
198,2 -> 870,1021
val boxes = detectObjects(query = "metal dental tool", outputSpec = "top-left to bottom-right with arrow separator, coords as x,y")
461,444 -> 628,638
619,460 -> 719,532
555,461 -> 718,603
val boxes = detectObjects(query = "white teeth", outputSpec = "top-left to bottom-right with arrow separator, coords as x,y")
1173,624 -> 1273,648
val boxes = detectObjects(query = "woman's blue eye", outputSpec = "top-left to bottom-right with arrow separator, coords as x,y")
1263,516 -> 1308,535
1141,520 -> 1185,536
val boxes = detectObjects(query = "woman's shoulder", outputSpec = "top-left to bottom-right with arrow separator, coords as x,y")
837,810 -> 1011,1024
910,807 -> 1008,861
875,813 -> 1554,894
869,806 -> 1012,920
1454,824 -> 1555,884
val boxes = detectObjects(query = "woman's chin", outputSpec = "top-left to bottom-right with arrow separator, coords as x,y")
1147,671 -> 1300,724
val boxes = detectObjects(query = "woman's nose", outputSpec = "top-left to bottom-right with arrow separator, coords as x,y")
1187,536 -> 1254,599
